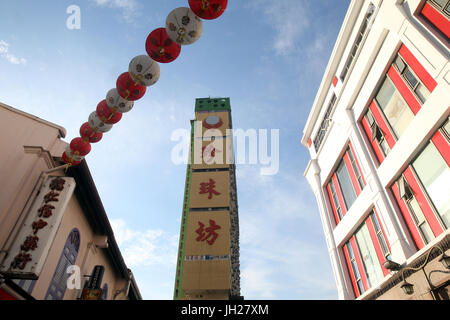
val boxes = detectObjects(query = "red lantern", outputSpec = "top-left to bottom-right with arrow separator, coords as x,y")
116,72 -> 146,101
96,99 -> 123,124
188,0 -> 228,20
80,122 -> 103,143
62,151 -> 81,166
145,28 -> 181,63
70,137 -> 91,156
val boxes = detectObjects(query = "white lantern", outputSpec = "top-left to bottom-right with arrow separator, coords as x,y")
129,55 -> 160,87
106,88 -> 134,113
88,112 -> 113,133
166,7 -> 203,45
65,146 -> 84,162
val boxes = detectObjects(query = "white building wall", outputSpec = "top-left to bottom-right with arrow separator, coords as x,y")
303,0 -> 449,299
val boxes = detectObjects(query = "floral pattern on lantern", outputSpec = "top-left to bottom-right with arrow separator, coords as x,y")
188,0 -> 228,20
116,72 -> 147,101
88,112 -> 113,133
166,7 -> 203,45
145,28 -> 181,63
106,88 -> 134,113
129,55 -> 160,87
96,99 -> 123,124
80,122 -> 103,143
63,146 -> 84,166
70,137 -> 91,157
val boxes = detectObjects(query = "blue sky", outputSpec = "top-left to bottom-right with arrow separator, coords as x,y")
0,0 -> 350,299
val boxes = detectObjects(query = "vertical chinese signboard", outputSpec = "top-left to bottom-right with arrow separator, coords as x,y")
174,97 -> 241,300
0,176 -> 76,279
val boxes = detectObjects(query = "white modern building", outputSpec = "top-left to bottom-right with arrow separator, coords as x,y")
302,0 -> 449,299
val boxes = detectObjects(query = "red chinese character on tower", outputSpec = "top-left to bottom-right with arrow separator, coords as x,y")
195,219 -> 221,245
199,179 -> 221,199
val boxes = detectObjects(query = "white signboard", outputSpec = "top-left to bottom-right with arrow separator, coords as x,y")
0,176 -> 75,279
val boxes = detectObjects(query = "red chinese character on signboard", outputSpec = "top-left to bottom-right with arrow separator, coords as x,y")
38,204 -> 55,218
20,236 -> 39,252
49,177 -> 65,191
10,253 -> 32,270
199,179 -> 221,199
44,190 -> 59,203
32,219 -> 48,234
195,219 -> 221,245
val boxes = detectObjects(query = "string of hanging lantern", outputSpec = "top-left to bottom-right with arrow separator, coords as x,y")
62,0 -> 228,168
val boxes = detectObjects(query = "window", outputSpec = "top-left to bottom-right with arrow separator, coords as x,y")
45,229 -> 80,300
355,224 -> 384,287
360,44 -> 437,165
345,242 -> 365,296
336,161 -> 357,209
412,142 -> 450,228
100,284 -> 108,300
365,109 -> 390,157
390,122 -> 449,249
429,0 -> 450,17
420,0 -> 450,39
393,55 -> 431,104
326,144 -> 365,225
370,213 -> 391,261
313,94 -> 336,151
343,211 -> 391,297
329,180 -> 343,221
375,77 -> 415,138
340,4 -> 375,81
348,145 -> 365,191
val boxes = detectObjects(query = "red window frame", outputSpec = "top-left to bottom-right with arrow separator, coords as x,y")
343,211 -> 392,297
326,143 -> 366,225
360,44 -> 437,164
420,1 -> 450,39
390,124 -> 449,249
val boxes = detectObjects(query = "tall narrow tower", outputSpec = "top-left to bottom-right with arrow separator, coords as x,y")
174,97 -> 241,300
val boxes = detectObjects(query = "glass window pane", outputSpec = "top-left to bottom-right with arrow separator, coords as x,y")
377,79 -> 414,138
412,143 -> 450,228
443,119 -> 450,140
432,0 -> 446,8
376,78 -> 395,110
404,69 -> 419,88
415,83 -> 430,103
355,224 -> 384,287
394,56 -> 406,73
336,161 -> 357,209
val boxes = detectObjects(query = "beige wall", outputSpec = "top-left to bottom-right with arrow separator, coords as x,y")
182,260 -> 231,292
374,247 -> 450,300
0,103 -> 131,300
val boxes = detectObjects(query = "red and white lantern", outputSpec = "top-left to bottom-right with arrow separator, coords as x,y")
96,99 -> 123,124
145,28 -> 181,63
166,7 -> 203,45
188,0 -> 228,20
116,72 -> 147,101
129,55 -> 160,87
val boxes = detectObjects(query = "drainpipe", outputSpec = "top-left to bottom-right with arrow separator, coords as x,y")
0,165 -> 67,265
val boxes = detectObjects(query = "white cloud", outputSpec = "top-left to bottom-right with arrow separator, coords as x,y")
110,218 -> 178,268
0,40 -> 27,65
246,0 -> 310,56
90,0 -> 140,23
